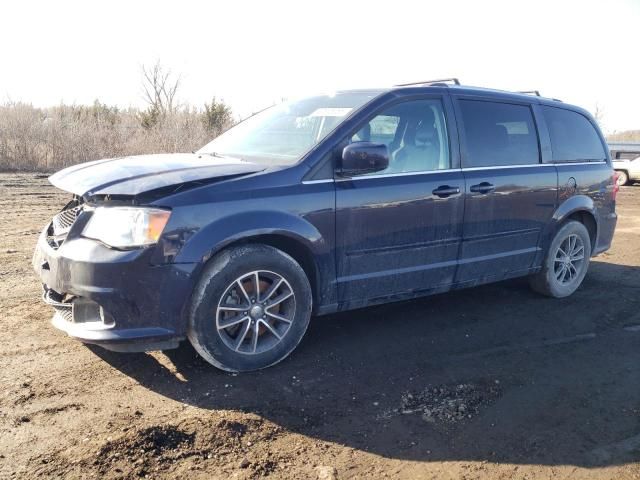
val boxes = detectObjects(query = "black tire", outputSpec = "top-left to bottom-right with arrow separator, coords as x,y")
529,221 -> 591,298
187,244 -> 312,372
616,170 -> 629,186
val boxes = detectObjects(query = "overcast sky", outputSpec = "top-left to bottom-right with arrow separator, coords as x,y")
1,0 -> 638,133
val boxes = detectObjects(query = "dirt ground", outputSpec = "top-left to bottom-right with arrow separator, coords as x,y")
1,172 -> 639,480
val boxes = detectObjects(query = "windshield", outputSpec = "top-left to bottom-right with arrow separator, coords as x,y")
198,91 -> 382,165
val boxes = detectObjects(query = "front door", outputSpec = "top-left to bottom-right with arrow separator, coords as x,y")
335,97 -> 465,305
453,97 -> 558,283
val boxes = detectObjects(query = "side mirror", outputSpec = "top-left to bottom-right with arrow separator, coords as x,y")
339,142 -> 389,177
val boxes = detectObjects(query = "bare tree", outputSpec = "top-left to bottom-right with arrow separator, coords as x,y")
141,61 -> 181,116
593,103 -> 605,131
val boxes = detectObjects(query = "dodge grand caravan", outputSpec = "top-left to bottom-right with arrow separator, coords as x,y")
33,79 -> 618,371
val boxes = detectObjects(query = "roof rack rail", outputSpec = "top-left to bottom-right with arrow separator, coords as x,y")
395,78 -> 460,87
518,90 -> 563,102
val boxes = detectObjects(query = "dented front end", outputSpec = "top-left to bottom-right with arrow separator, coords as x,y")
32,152 -> 268,351
33,196 -> 197,352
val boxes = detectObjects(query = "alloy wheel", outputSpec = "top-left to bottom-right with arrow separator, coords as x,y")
553,234 -> 585,285
216,270 -> 296,355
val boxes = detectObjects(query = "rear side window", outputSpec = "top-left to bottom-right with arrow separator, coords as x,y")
542,106 -> 605,162
459,100 -> 540,167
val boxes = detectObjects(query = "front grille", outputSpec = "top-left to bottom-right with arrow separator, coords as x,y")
43,287 -> 75,323
43,286 -> 113,327
47,202 -> 82,250
52,205 -> 82,236
52,305 -> 73,323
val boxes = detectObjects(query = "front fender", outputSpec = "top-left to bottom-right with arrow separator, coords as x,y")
173,210 -> 326,264
167,209 -> 336,311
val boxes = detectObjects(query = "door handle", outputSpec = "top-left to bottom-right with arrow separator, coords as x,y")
470,182 -> 495,194
432,185 -> 461,198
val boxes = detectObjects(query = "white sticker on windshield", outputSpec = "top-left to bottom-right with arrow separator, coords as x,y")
309,107 -> 352,117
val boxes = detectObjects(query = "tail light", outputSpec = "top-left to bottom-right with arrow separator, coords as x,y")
612,172 -> 620,201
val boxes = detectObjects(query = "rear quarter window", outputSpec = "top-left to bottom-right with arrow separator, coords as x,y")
542,106 -> 606,162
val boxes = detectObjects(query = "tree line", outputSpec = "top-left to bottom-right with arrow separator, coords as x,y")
0,62 -> 235,171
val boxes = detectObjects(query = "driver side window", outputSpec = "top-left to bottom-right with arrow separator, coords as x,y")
350,99 -> 450,174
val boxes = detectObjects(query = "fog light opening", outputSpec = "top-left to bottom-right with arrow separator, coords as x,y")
99,306 -> 115,327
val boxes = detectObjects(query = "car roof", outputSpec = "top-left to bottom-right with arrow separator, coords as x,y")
396,83 -> 562,103
335,81 -> 590,117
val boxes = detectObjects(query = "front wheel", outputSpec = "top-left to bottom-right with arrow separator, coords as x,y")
529,221 -> 592,298
188,244 -> 312,372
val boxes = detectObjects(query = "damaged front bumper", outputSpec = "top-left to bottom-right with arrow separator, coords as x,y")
33,222 -> 197,352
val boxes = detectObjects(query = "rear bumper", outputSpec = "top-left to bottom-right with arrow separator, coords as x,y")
33,227 -> 198,351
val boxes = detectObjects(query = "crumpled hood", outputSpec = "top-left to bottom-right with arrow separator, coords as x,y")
49,153 -> 265,197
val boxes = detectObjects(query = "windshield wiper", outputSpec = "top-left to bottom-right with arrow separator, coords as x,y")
201,151 -> 226,158
201,151 -> 246,162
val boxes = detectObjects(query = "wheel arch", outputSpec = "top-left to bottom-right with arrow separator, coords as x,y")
564,210 -> 597,251
176,210 -> 333,314
210,233 -> 322,309
549,195 -> 598,252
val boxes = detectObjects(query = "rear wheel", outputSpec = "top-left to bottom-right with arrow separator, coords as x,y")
616,170 -> 629,186
188,244 -> 312,372
529,220 -> 591,298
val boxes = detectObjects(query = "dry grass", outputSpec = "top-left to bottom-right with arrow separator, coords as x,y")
608,130 -> 640,143
0,101 -> 232,172
2,99 -> 637,173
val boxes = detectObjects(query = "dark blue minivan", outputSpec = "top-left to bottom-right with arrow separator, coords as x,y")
33,79 -> 618,371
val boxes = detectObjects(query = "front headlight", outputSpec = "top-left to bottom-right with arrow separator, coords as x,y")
82,207 -> 171,248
